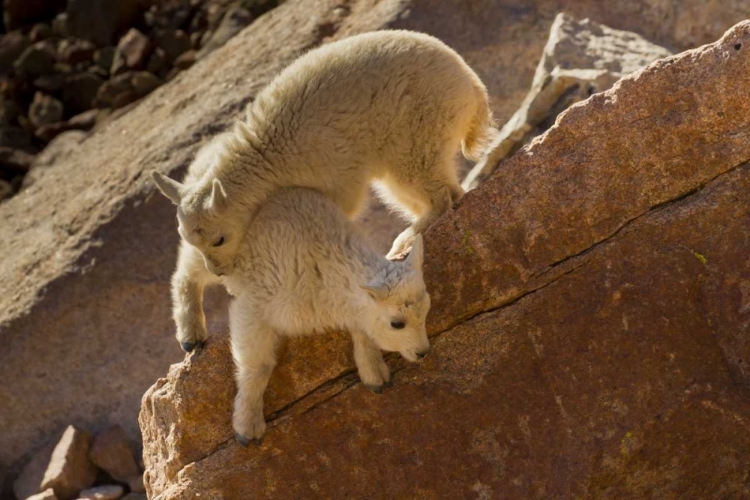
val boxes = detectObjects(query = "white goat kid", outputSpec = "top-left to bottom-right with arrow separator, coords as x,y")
222,187 -> 431,445
152,30 -> 494,351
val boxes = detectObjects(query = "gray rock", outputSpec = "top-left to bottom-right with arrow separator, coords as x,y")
61,73 -> 104,114
29,92 -> 64,128
14,41 -> 56,77
111,29 -> 151,76
153,29 -> 190,63
76,485 -> 124,500
66,0 -> 140,47
0,32 -> 31,73
58,39 -> 96,65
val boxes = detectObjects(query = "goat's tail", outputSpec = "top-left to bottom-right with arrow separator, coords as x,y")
461,79 -> 498,163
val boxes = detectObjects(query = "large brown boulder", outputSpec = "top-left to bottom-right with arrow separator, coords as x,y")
1,0 -> 748,483
140,21 -> 750,498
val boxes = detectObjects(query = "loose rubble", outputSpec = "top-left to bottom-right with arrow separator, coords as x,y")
0,0 -> 279,202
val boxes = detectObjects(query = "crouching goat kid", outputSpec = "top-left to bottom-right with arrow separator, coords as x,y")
221,188 -> 430,445
151,30 -> 495,352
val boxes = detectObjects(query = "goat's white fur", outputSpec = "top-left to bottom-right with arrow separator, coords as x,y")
152,30 -> 495,350
222,187 -> 431,442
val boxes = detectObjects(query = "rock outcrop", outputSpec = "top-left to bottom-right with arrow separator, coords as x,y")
140,21 -> 750,499
2,0 -> 749,485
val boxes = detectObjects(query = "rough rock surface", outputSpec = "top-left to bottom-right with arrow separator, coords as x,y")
87,425 -> 139,482
40,426 -> 97,500
2,0 -> 750,480
463,12 -> 673,189
140,22 -> 750,498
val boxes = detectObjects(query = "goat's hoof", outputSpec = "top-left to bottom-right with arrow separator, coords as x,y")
180,340 -> 205,353
235,432 -> 263,448
366,384 -> 383,395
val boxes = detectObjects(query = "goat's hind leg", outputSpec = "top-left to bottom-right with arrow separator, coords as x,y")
229,299 -> 278,446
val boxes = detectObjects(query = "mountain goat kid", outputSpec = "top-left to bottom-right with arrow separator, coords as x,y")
222,187 -> 430,445
152,30 -> 494,352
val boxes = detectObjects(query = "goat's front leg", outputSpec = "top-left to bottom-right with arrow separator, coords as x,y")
351,330 -> 390,394
171,241 -> 220,352
229,300 -> 278,446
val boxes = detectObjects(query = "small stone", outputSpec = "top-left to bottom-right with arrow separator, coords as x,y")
93,47 -> 116,71
76,484 -> 124,500
35,121 -> 72,142
145,48 -> 166,75
58,39 -> 96,65
0,146 -> 35,172
96,72 -> 134,108
51,13 -> 68,38
67,109 -> 101,130
190,30 -> 204,49
40,425 -> 97,500
61,73 -> 104,114
87,425 -> 138,482
173,50 -> 196,70
111,29 -> 151,76
26,488 -> 59,500
29,23 -> 53,43
13,441 -> 56,500
126,474 -> 145,494
0,31 -> 31,73
131,71 -> 162,96
29,92 -> 64,128
33,73 -> 67,92
14,41 -> 57,77
0,179 -> 12,200
153,29 -> 190,62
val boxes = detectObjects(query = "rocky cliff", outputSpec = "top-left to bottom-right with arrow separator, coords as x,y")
140,20 -> 750,499
2,0 -> 749,487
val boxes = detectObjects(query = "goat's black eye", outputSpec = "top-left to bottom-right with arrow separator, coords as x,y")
212,236 -> 225,247
390,320 -> 406,329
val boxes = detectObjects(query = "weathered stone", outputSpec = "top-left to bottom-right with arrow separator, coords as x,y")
0,146 -> 34,172
26,488 -> 58,500
14,41 -> 56,77
93,47 -> 115,73
87,425 -> 138,482
172,50 -> 195,70
58,39 -> 96,65
40,426 -> 97,500
2,0 -> 750,484
131,72 -> 162,97
463,13 -> 673,189
33,73 -> 66,92
66,0 -> 140,47
95,72 -> 134,108
111,29 -> 152,76
66,109 -> 102,130
29,23 -> 52,43
76,485 -> 124,500
197,6 -> 253,58
125,474 -> 144,494
34,121 -> 72,142
61,73 -> 104,114
29,92 -> 64,128
12,441 -> 55,500
153,29 -> 190,63
140,21 -> 750,498
0,32 -> 31,73
20,129 -> 86,189
144,48 -> 166,75
3,0 -> 65,31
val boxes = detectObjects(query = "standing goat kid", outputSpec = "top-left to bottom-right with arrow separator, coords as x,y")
152,30 -> 495,352
222,187 -> 430,445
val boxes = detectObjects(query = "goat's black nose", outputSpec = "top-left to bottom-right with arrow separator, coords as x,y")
416,349 -> 430,360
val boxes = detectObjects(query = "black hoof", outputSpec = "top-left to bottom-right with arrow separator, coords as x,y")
235,432 -> 251,448
180,340 -> 205,353
366,384 -> 383,395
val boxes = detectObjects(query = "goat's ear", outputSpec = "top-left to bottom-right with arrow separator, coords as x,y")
151,171 -> 184,205
209,178 -> 228,213
405,234 -> 424,273
360,282 -> 389,301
